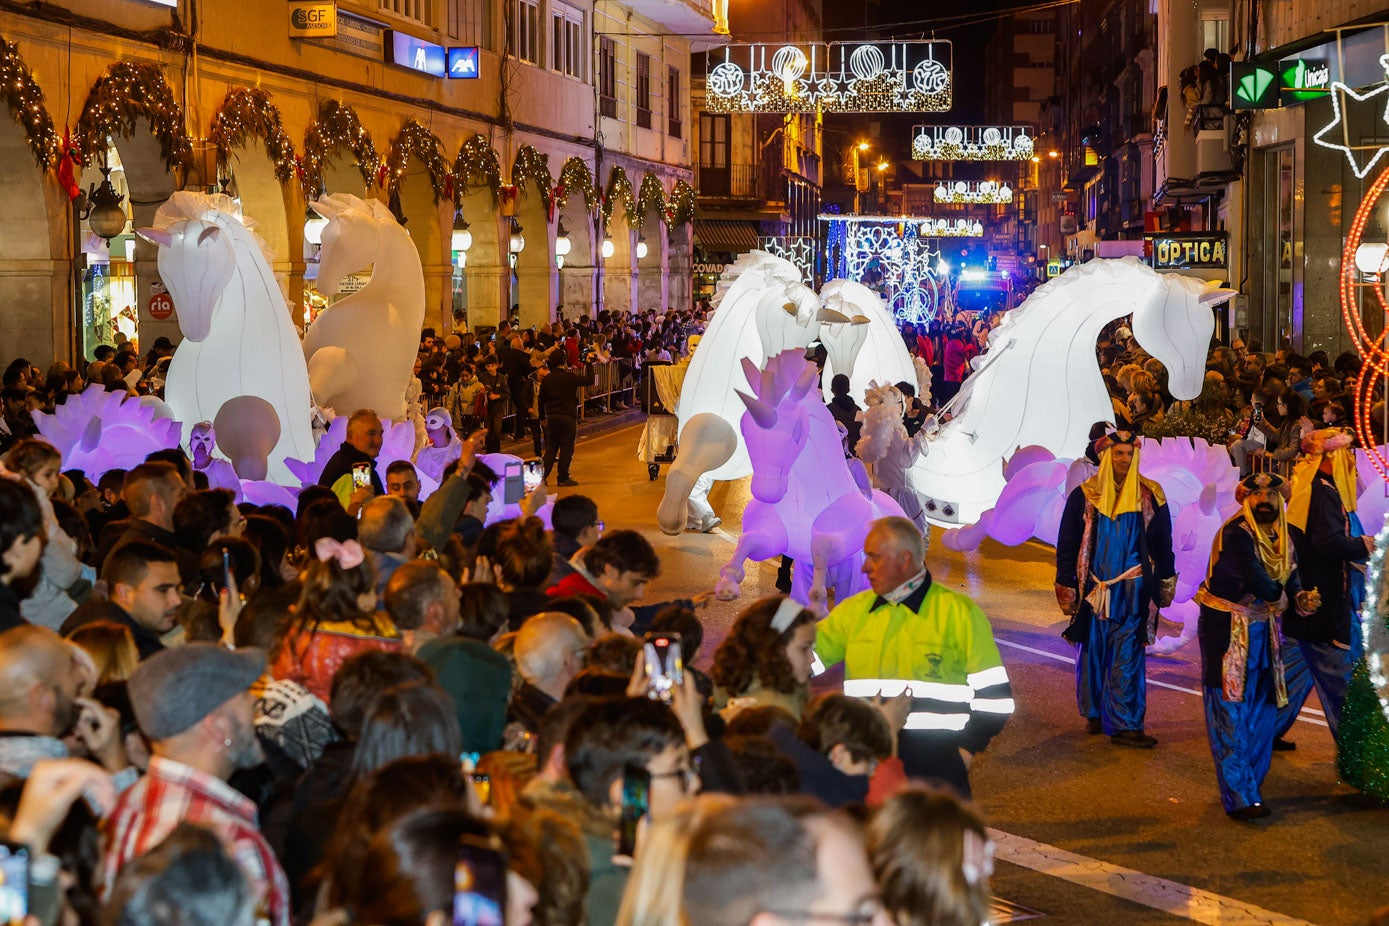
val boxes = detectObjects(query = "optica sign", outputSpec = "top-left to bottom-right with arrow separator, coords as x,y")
1146,232 -> 1229,270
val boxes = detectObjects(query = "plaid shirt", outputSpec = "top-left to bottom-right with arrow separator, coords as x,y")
100,757 -> 290,926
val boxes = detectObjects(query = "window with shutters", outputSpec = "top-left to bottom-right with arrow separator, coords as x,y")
667,65 -> 682,137
599,37 -> 617,117
636,53 -> 652,128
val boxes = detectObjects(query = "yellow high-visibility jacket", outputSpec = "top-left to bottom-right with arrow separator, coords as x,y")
815,576 -> 1014,754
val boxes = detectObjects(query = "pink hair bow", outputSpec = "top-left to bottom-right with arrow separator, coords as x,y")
315,538 -> 365,569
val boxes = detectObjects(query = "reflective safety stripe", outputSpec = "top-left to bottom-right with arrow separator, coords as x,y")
967,665 -> 1011,689
843,678 -> 973,701
970,697 -> 1016,714
903,712 -> 971,731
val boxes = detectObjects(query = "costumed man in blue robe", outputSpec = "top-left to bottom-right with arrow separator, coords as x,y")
1284,427 -> 1373,741
1195,472 -> 1318,821
1055,430 -> 1177,747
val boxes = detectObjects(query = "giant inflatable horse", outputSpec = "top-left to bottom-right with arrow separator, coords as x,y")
713,351 -> 905,612
302,194 -> 425,421
911,257 -> 1234,527
140,193 -> 316,484
656,253 -> 913,534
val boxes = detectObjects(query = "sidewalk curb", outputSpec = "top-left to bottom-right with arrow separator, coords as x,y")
497,406 -> 647,454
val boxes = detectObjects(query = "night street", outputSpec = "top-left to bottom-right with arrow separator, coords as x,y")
573,420 -> 1389,925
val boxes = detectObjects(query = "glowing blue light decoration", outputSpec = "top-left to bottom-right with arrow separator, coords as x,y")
817,214 -> 947,324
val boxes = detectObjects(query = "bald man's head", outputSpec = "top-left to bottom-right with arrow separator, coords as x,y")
0,626 -> 84,736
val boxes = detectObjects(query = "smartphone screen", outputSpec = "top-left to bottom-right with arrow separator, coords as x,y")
452,837 -> 506,926
617,764 -> 650,860
643,633 -> 683,703
470,772 -> 492,807
502,461 -> 523,505
221,547 -> 233,593
351,462 -> 372,490
522,458 -> 543,493
0,842 -> 29,926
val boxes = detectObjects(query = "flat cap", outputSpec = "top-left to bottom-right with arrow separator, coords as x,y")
128,644 -> 266,741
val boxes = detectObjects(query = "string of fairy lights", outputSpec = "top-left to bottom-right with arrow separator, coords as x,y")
209,87 -> 298,184
0,40 -> 58,169
75,61 -> 194,175
385,120 -> 451,203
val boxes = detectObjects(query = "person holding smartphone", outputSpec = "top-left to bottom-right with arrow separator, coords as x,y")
318,410 -> 385,515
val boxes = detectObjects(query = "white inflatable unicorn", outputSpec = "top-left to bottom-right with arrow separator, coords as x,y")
139,192 -> 315,485
302,194 -> 425,422
912,257 -> 1233,527
656,252 -> 915,534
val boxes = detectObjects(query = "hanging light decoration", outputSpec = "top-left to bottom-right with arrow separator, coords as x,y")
85,167 -> 129,240
452,214 -> 473,253
509,218 -> 526,254
636,233 -> 649,260
601,232 -> 615,259
555,219 -> 573,257
303,207 -> 328,247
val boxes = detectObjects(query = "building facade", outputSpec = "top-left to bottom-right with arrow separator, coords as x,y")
0,0 -> 716,368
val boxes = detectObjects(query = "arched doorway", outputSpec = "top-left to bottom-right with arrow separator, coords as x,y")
386,121 -> 451,334
554,157 -> 598,319
454,134 -> 503,331
75,61 -> 193,359
509,145 -> 554,329
208,87 -> 296,322
301,101 -> 380,317
635,174 -> 667,311
0,38 -> 62,366
600,167 -> 635,315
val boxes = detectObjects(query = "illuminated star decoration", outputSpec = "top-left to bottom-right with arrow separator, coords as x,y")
1313,54 -> 1389,179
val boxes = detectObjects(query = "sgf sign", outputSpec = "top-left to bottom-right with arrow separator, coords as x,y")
290,3 -> 337,37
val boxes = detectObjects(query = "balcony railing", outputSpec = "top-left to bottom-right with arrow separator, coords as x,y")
698,162 -> 784,200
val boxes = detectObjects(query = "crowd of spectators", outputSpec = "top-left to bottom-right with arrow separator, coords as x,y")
0,356 -> 993,926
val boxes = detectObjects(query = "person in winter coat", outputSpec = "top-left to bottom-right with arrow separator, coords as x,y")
3,439 -> 91,629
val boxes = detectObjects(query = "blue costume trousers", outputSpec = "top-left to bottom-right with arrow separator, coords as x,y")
1297,639 -> 1355,740
1202,620 -> 1279,812
1077,612 -> 1147,734
1274,634 -> 1313,739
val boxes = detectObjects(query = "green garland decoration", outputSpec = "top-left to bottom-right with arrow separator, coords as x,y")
302,100 -> 380,196
0,39 -> 57,168
386,120 -> 451,202
1338,660 -> 1389,801
454,133 -> 502,203
209,87 -> 296,184
75,61 -> 193,174
635,173 -> 667,224
667,179 -> 696,226
603,166 -> 636,225
511,144 -> 554,210
555,157 -> 600,209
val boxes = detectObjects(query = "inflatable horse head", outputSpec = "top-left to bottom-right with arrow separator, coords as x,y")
311,194 -> 400,296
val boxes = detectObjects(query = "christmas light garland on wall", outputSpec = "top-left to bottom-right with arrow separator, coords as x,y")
385,120 -> 451,202
636,173 -> 667,225
554,157 -> 600,211
301,100 -> 380,196
757,235 -> 816,281
75,61 -> 193,174
511,144 -> 555,210
911,125 -> 1034,161
666,179 -> 696,226
209,87 -> 297,184
934,180 -> 1013,204
454,133 -> 502,203
0,39 -> 57,169
705,41 -> 951,114
603,166 -> 637,225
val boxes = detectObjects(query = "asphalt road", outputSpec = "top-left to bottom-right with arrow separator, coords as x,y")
551,419 -> 1389,925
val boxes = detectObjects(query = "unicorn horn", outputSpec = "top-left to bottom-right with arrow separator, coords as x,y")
788,362 -> 819,400
136,228 -> 174,248
736,390 -> 777,427
740,356 -> 761,390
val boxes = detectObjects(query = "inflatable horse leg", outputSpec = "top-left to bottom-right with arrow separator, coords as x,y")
214,396 -> 282,481
306,347 -> 360,412
657,413 -> 738,535
715,500 -> 788,600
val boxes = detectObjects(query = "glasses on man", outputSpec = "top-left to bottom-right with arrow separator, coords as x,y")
765,899 -> 886,925
648,765 -> 699,794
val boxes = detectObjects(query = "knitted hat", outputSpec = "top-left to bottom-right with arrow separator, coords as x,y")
128,644 -> 266,741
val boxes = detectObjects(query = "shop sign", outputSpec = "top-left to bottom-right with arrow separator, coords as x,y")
289,3 -> 337,37
1230,62 -> 1279,109
148,292 -> 175,321
693,263 -> 728,275
387,31 -> 445,78
1146,232 -> 1228,270
447,46 -> 480,79
1280,57 -> 1330,102
313,11 -> 384,59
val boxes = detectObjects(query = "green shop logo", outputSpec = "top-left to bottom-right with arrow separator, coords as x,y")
1280,58 -> 1330,103
1230,63 -> 1279,109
